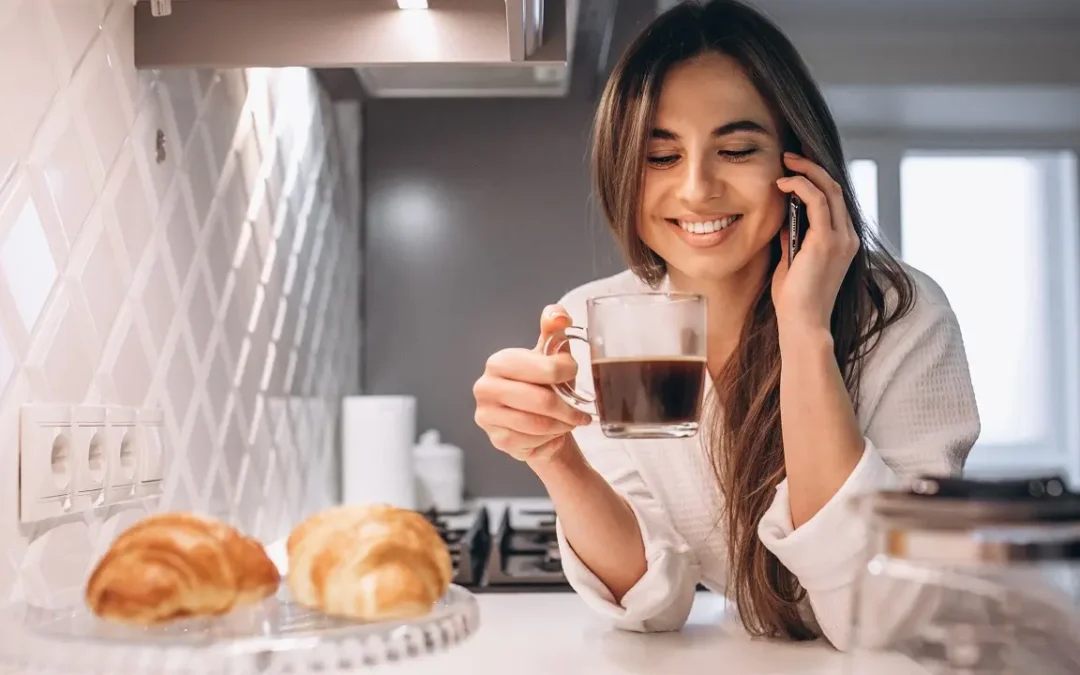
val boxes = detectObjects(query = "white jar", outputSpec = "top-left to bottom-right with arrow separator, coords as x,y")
413,430 -> 465,512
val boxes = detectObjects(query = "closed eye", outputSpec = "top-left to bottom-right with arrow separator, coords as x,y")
647,154 -> 680,167
720,148 -> 759,161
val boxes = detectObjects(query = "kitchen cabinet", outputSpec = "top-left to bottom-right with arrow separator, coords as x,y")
134,0 -> 577,97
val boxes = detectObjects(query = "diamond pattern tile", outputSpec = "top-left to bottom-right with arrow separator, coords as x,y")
0,0 -> 361,605
0,329 -> 12,397
158,70 -> 200,156
185,130 -> 216,228
0,186 -> 58,334
72,29 -> 130,181
80,220 -> 126,338
27,521 -> 93,594
110,314 -> 152,407
42,0 -> 103,81
188,270 -> 215,359
140,245 -> 176,349
0,1 -> 60,191
43,287 -> 98,403
165,334 -> 197,433
162,182 -> 198,289
27,98 -> 97,246
107,147 -> 154,267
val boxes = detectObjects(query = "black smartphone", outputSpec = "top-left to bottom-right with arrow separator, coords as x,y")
787,194 -> 809,266
783,156 -> 810,266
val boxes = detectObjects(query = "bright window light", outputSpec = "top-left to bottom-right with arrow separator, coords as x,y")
397,0 -> 428,8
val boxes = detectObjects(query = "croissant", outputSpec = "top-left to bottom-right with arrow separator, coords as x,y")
85,512 -> 281,624
287,504 -> 453,621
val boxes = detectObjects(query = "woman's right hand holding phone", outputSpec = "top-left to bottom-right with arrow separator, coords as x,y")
473,304 -> 592,465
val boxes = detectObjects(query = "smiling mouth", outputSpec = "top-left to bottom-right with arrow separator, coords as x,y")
666,215 -> 742,234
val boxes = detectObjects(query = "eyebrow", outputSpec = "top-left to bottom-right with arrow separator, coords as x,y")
650,119 -> 771,140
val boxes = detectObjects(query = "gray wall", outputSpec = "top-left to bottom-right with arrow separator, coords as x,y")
362,97 -> 625,497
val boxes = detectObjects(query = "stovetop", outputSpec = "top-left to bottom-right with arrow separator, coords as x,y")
421,501 -> 572,593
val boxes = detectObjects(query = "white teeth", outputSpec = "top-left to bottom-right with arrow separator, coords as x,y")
678,215 -> 739,235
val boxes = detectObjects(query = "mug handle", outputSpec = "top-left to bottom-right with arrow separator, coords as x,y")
541,326 -> 596,415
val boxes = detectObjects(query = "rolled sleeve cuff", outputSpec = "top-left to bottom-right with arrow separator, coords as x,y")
556,495 -> 698,631
758,439 -> 898,591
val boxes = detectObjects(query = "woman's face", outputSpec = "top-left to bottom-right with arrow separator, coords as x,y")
639,51 -> 787,285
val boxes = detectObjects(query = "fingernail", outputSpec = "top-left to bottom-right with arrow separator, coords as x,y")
784,151 -> 800,158
548,309 -> 567,320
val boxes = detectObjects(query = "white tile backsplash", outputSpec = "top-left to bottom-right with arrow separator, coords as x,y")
0,195 -> 58,333
0,0 -> 361,604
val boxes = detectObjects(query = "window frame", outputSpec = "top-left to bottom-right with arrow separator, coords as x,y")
844,133 -> 1080,484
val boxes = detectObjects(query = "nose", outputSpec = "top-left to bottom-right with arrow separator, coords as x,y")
675,153 -> 721,207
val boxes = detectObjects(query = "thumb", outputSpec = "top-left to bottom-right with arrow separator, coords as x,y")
535,304 -> 573,352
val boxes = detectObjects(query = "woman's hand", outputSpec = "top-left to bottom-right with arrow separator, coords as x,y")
771,152 -> 860,335
473,305 -> 592,465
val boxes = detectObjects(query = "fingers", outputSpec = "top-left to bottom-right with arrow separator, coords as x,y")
776,158 -> 860,261
782,153 -> 847,232
486,347 -> 578,385
473,374 -> 590,427
776,175 -> 835,237
476,303 -> 592,463
474,404 -> 578,437
536,304 -> 573,352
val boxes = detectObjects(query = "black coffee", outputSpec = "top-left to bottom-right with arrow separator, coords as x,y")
591,357 -> 707,425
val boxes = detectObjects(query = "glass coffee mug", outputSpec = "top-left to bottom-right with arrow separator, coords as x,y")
543,292 -> 708,439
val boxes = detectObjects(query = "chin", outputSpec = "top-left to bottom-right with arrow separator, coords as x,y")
672,257 -> 751,285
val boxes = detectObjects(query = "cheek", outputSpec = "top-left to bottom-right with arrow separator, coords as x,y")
637,174 -> 668,232
735,169 -> 786,231
640,173 -> 664,211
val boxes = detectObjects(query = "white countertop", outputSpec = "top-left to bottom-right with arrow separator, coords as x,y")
383,592 -> 929,675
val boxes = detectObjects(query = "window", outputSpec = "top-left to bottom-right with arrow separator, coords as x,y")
848,159 -> 879,235
899,152 -> 1080,478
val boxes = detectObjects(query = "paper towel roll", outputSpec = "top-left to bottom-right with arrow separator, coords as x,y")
341,395 -> 417,509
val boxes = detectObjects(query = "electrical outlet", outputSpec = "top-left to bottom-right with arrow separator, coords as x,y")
137,407 -> 166,488
72,406 -> 107,511
106,406 -> 139,495
19,405 -> 75,523
19,404 -> 167,523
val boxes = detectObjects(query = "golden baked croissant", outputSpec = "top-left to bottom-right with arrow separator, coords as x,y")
85,512 -> 281,624
287,504 -> 453,621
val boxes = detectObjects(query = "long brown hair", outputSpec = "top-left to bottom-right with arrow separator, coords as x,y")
591,0 -> 914,640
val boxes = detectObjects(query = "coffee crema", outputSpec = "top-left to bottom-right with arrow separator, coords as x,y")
590,356 -> 707,425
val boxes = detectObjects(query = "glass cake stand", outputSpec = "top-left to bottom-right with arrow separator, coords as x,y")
0,585 -> 479,674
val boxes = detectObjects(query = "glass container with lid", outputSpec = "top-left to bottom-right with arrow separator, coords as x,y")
848,475 -> 1080,675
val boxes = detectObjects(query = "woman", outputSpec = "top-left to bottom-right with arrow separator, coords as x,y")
472,0 -> 980,650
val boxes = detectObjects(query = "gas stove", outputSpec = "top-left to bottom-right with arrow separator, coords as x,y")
420,500 -> 572,593
420,504 -> 491,588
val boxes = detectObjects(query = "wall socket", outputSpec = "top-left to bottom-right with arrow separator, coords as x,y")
19,405 -> 168,524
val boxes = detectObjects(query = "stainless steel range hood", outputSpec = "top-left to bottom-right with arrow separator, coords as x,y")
134,0 -> 579,98
355,0 -> 578,97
